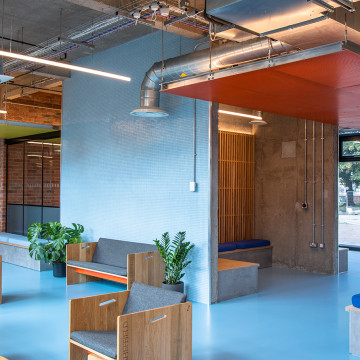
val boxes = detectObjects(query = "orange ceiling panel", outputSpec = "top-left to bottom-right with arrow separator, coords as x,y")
162,43 -> 360,128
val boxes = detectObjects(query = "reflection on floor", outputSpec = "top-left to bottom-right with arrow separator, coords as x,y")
1,252 -> 360,360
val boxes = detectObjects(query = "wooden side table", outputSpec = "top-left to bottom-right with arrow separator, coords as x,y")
346,305 -> 360,356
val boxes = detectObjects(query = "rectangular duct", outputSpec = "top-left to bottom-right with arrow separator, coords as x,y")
206,0 -> 335,34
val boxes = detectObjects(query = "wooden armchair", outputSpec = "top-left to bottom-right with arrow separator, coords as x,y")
66,238 -> 165,290
69,282 -> 192,360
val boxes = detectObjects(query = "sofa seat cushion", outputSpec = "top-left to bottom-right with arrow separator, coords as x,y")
67,260 -> 127,277
218,242 -> 237,252
123,282 -> 187,315
234,239 -> 271,250
92,238 -> 157,268
71,331 -> 117,359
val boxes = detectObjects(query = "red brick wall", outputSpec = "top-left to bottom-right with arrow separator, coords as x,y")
0,140 -> 6,231
6,93 -> 61,126
7,142 -> 60,208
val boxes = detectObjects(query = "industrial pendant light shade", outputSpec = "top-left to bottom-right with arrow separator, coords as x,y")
130,106 -> 169,117
249,110 -> 267,125
0,59 -> 13,84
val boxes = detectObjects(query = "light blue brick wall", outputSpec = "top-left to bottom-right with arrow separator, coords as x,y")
61,32 -> 211,303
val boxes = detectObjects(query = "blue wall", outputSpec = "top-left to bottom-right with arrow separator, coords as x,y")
61,32 -> 211,303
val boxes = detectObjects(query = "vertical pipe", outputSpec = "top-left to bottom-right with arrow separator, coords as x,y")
321,123 -> 325,248
304,120 -> 308,207
311,121 -> 317,247
193,99 -> 196,183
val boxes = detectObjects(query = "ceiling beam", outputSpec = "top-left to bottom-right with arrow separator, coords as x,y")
18,66 -> 71,81
6,79 -> 62,99
64,0 -> 118,13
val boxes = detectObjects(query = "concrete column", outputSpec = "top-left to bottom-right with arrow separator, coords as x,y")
254,114 -> 338,274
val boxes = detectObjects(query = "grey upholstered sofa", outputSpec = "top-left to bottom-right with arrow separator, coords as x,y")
66,238 -> 165,289
69,282 -> 192,360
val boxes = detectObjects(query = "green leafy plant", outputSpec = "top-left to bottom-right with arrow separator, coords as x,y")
27,221 -> 84,264
154,231 -> 194,285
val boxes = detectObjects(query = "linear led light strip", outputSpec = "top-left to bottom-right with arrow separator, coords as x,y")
0,110 -> 6,114
0,50 -> 131,82
218,109 -> 262,120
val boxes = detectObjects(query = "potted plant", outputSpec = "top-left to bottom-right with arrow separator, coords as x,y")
153,231 -> 194,293
27,221 -> 84,277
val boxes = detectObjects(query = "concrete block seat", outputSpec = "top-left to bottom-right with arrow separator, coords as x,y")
218,258 -> 259,301
69,282 -> 192,360
66,238 -> 165,290
0,232 -> 51,271
218,239 -> 273,269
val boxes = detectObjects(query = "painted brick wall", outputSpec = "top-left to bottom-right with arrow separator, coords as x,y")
61,32 -> 211,303
0,139 -> 6,231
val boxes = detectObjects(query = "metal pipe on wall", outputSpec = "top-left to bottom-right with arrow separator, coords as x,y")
320,123 -> 325,248
310,121 -> 318,248
303,120 -> 308,209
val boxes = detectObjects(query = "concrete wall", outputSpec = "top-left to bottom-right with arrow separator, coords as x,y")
254,113 -> 338,274
61,32 -> 212,303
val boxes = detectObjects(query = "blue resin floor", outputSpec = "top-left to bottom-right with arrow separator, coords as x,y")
1,253 -> 360,360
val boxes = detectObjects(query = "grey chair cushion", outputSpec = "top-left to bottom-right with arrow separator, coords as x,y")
122,282 -> 187,315
67,260 -> 127,276
71,331 -> 117,359
92,238 -> 157,268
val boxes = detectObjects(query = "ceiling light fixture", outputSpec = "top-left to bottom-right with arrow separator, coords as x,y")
0,50 -> 131,82
307,0 -> 335,12
330,0 -> 355,11
219,109 -> 262,120
160,6 -> 170,17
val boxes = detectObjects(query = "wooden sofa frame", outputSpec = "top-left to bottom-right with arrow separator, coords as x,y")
66,243 -> 165,290
69,290 -> 192,360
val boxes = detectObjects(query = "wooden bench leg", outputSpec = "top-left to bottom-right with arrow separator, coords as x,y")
66,266 -> 99,285
69,342 -> 88,360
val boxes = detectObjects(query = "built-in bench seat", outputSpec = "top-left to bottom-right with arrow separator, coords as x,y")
218,258 -> 259,301
0,232 -> 51,271
66,238 -> 165,290
218,239 -> 272,269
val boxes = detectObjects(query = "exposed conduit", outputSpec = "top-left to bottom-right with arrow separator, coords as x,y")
310,121 -> 317,248
320,123 -> 325,248
131,37 -> 296,117
303,120 -> 308,209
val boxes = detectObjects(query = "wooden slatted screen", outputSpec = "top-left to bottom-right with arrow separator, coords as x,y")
218,131 -> 255,243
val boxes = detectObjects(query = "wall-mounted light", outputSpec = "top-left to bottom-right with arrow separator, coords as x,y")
0,50 -> 131,82
0,110 -> 7,114
249,110 -> 267,125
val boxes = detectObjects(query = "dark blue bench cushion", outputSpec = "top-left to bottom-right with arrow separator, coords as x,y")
218,242 -> 237,252
352,294 -> 360,308
234,239 -> 271,250
92,238 -> 157,268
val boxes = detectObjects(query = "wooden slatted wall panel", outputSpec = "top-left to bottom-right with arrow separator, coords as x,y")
218,131 -> 255,243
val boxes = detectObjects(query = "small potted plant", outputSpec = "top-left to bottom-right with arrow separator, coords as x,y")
154,231 -> 194,293
27,221 -> 84,277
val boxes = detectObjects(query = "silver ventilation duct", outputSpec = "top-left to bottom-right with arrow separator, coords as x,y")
131,37 -> 295,117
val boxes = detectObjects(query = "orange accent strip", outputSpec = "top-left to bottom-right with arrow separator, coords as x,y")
75,268 -> 128,284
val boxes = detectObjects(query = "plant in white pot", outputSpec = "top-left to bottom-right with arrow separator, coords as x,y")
154,231 -> 194,293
